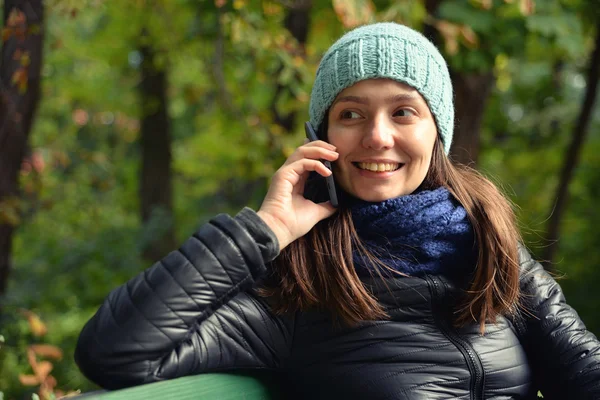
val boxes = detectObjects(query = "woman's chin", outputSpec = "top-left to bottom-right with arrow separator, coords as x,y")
349,189 -> 412,203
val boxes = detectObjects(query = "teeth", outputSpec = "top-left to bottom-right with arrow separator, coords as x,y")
357,162 -> 400,172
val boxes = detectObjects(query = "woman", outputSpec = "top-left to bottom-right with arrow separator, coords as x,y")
74,23 -> 600,399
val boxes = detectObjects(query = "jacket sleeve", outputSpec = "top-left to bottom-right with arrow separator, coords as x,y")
517,246 -> 600,399
74,208 -> 294,390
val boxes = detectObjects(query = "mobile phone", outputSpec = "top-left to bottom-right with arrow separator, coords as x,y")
304,121 -> 338,207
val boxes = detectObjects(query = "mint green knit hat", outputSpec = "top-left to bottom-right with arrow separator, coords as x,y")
309,22 -> 454,155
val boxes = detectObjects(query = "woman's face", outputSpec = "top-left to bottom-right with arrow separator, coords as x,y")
327,79 -> 438,202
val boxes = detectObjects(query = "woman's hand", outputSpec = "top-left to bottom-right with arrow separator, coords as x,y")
257,140 -> 339,251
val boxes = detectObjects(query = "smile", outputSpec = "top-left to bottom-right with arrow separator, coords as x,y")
354,162 -> 403,172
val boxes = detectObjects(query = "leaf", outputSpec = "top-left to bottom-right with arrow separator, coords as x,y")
435,20 -> 461,55
519,0 -> 535,15
11,67 -> 28,93
34,361 -> 53,381
18,374 -> 39,386
43,373 -> 57,389
0,197 -> 21,226
21,52 -> 31,67
332,0 -> 375,28
7,8 -> 26,28
30,344 -> 63,360
20,310 -> 48,337
471,0 -> 492,9
2,27 -> 11,42
460,25 -> 479,48
27,24 -> 41,35
13,48 -> 23,60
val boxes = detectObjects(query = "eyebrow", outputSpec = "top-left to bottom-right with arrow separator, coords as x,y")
332,93 -> 422,106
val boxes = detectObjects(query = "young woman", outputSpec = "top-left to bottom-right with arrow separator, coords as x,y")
74,23 -> 600,399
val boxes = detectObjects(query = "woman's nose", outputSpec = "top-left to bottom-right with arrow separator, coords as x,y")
361,115 -> 395,150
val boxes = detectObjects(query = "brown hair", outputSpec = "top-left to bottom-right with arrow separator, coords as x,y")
260,138 -> 521,333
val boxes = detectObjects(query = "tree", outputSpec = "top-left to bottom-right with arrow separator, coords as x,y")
543,26 -> 600,267
138,30 -> 176,261
0,0 -> 44,295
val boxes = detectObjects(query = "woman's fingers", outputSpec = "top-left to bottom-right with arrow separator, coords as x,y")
279,158 -> 332,186
283,142 -> 338,166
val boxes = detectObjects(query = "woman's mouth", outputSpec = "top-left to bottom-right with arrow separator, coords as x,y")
353,162 -> 403,172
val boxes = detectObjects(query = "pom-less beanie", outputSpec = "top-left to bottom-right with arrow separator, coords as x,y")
309,22 -> 454,155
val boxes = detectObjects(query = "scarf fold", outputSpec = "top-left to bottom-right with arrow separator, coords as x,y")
349,187 -> 476,277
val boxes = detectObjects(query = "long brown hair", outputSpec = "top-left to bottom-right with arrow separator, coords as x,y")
260,138 -> 521,333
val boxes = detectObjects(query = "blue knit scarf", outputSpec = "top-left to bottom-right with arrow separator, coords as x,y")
349,187 -> 476,278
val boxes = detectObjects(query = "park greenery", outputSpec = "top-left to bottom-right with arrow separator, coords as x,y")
0,0 -> 599,398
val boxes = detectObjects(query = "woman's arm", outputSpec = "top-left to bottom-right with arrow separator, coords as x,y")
74,209 -> 294,390
75,138 -> 338,390
518,246 -> 600,399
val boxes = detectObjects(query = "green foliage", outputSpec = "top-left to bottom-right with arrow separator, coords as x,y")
1,0 -> 599,398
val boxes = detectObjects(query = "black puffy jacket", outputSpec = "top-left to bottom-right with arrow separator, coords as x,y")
75,209 -> 600,399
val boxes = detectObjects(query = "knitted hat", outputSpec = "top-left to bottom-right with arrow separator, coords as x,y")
309,22 -> 454,155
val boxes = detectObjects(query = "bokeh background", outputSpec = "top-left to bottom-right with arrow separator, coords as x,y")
1,0 -> 599,398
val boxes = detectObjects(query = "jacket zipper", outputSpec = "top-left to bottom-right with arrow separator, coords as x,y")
425,274 -> 485,400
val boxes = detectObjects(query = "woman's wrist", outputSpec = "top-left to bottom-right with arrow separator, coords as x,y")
256,210 -> 290,252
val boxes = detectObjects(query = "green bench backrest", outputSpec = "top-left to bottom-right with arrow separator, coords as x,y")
78,373 -> 280,400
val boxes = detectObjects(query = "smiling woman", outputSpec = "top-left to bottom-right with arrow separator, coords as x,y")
74,22 -> 600,400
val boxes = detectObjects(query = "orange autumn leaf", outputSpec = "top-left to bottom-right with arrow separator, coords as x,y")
11,67 -> 24,84
2,27 -> 12,42
15,25 -> 26,40
332,0 -> 375,29
34,360 -> 53,381
44,373 -> 58,389
474,0 -> 493,9
22,309 -> 47,336
435,20 -> 461,55
7,8 -> 26,28
27,347 -> 38,369
520,0 -> 535,15
460,26 -> 479,48
19,374 -> 40,386
30,344 -> 63,360
11,67 -> 28,93
25,310 -> 48,336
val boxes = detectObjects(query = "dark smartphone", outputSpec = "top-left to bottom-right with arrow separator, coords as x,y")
304,121 -> 338,207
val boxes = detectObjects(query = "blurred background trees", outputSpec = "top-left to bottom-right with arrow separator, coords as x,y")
0,0 -> 599,398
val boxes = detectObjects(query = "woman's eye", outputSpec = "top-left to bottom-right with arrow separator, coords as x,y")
340,110 -> 362,119
394,109 -> 416,117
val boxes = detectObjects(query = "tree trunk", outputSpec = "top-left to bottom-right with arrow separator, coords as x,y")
450,72 -> 495,165
0,0 -> 44,296
422,0 -> 494,166
271,0 -> 312,133
543,27 -> 600,268
138,38 -> 175,261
